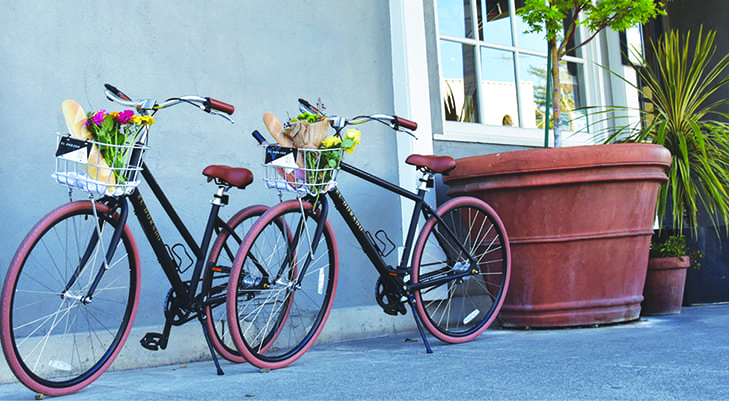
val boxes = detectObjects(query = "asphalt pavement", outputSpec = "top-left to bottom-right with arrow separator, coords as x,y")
1,304 -> 728,400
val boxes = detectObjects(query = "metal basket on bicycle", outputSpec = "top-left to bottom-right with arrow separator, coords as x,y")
53,133 -> 148,197
262,145 -> 343,195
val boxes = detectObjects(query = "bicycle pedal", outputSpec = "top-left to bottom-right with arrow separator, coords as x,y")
382,303 -> 408,316
140,332 -> 164,351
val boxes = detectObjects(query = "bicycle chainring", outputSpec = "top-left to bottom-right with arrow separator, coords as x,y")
375,277 -> 407,316
164,288 -> 192,325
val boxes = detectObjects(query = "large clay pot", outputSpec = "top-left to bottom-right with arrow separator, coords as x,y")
642,256 -> 690,315
443,144 -> 671,328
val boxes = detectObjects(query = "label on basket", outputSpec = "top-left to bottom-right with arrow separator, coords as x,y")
265,146 -> 299,168
56,136 -> 91,163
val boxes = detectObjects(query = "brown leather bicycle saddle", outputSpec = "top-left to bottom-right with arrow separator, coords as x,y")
203,165 -> 253,189
405,154 -> 456,175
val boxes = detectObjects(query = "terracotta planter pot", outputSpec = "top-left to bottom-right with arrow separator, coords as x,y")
443,144 -> 671,328
642,256 -> 690,315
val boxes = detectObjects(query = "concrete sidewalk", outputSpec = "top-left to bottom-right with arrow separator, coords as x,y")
1,304 -> 728,400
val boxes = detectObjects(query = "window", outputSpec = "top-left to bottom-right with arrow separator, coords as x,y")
437,0 -> 585,136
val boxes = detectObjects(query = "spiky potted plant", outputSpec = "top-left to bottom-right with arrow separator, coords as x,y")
597,28 -> 729,308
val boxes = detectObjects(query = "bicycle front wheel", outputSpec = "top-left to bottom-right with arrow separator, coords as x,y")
0,201 -> 141,396
227,199 -> 338,369
411,196 -> 510,343
203,204 -> 269,363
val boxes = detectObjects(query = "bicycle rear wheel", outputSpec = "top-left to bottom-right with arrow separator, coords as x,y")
0,200 -> 141,396
227,199 -> 338,369
411,196 -> 510,343
203,204 -> 269,363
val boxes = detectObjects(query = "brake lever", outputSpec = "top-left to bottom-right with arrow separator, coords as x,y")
399,129 -> 417,139
208,109 -> 235,124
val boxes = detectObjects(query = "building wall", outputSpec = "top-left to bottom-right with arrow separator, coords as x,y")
665,0 -> 729,130
0,1 -> 406,340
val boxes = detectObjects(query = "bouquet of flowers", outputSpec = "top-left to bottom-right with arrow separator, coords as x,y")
262,100 -> 361,195
85,109 -> 154,183
283,110 -> 329,148
305,129 -> 360,194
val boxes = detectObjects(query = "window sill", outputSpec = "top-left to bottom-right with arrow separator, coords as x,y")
436,121 -> 595,148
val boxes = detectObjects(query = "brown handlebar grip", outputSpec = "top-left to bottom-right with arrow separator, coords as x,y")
396,116 -> 417,131
207,98 -> 235,115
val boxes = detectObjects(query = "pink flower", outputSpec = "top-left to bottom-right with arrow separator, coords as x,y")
86,110 -> 106,127
118,110 -> 134,124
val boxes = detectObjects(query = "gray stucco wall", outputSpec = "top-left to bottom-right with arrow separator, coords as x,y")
1,1 -> 402,331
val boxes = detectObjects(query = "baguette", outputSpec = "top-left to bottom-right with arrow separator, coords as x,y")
263,112 -> 292,147
62,99 -> 93,140
61,100 -> 116,189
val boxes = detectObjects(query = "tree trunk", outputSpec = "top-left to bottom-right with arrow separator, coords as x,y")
550,38 -> 562,147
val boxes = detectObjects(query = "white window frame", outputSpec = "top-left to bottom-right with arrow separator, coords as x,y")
431,0 -> 604,148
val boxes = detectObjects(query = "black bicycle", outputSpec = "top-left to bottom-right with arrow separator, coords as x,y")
0,84 -> 266,396
225,100 -> 512,369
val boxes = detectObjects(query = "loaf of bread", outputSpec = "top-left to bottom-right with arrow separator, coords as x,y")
61,100 -> 116,188
263,112 -> 291,147
62,99 -> 93,140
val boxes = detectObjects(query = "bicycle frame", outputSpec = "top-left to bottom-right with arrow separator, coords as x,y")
68,160 -> 238,373
327,161 -> 428,277
299,160 -> 478,353
327,162 -> 477,289
127,163 -> 226,308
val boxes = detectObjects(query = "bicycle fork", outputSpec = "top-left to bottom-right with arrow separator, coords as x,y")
62,199 -> 129,305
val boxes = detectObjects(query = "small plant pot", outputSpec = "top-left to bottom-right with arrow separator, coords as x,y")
642,256 -> 690,315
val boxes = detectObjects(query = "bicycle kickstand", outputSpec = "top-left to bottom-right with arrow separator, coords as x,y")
200,315 -> 224,375
407,294 -> 433,354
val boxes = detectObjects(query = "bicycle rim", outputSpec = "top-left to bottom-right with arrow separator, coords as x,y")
227,199 -> 338,369
411,197 -> 510,343
0,201 -> 140,396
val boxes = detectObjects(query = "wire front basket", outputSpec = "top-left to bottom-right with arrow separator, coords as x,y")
262,145 -> 343,196
53,133 -> 148,197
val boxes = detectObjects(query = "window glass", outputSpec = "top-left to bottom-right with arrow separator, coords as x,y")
518,53 -> 548,129
441,40 -> 480,122
438,0 -> 474,39
437,0 -> 584,133
480,0 -> 512,47
514,14 -> 546,52
621,25 -> 644,65
481,48 -> 518,126
558,62 -> 584,132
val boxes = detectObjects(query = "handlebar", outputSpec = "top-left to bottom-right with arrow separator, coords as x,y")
297,98 -> 417,138
104,83 -> 235,123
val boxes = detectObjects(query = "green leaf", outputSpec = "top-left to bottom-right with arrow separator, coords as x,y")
341,138 -> 355,149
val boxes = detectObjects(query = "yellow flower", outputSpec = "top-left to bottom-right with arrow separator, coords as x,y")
130,115 -> 155,125
345,129 -> 361,145
321,136 -> 342,148
342,129 -> 361,153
